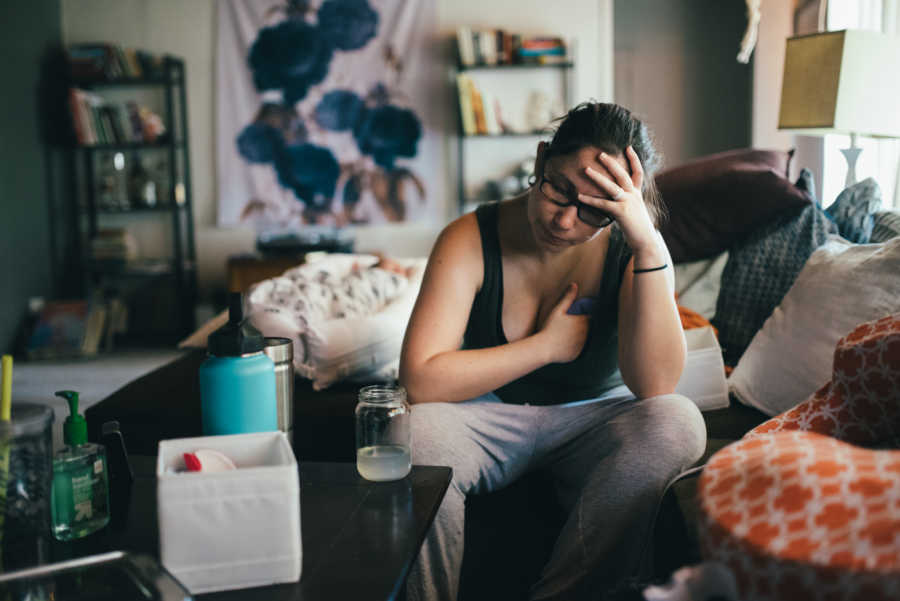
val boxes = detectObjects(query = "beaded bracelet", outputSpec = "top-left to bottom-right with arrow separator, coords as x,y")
633,263 -> 668,274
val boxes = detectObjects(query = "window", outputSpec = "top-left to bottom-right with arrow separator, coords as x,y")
822,0 -> 900,208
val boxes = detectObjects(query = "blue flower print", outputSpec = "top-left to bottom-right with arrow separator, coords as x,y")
236,122 -> 285,164
248,20 -> 334,104
353,105 -> 422,170
274,143 -> 340,210
317,0 -> 379,51
314,90 -> 366,131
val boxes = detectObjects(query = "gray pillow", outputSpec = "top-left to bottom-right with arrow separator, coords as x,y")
712,204 -> 838,366
824,178 -> 882,243
871,209 -> 900,242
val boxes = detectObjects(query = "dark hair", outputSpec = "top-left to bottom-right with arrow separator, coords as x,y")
545,102 -> 665,226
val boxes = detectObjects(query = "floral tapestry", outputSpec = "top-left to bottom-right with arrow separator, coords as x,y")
216,0 -> 438,228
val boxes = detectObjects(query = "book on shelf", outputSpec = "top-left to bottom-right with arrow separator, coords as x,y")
456,75 -> 506,136
67,88 -> 165,146
455,28 -> 567,66
456,74 -> 477,136
67,43 -> 164,81
470,85 -> 487,134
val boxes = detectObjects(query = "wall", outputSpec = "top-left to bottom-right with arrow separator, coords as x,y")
752,0 -> 821,188
0,0 -> 61,352
614,0 -> 752,169
61,0 -> 615,300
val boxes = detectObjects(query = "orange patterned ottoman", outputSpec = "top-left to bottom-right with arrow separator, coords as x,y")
698,314 -> 900,601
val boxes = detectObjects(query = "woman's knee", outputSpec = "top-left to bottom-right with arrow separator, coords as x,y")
636,393 -> 707,469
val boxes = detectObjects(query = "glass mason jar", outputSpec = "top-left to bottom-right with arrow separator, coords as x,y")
355,384 -> 411,482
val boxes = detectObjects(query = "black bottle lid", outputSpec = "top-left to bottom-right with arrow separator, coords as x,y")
207,292 -> 266,356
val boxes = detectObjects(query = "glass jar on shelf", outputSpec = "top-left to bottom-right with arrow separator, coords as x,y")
128,155 -> 156,208
355,384 -> 411,481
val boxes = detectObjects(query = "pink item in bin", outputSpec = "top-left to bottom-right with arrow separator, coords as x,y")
183,449 -> 237,473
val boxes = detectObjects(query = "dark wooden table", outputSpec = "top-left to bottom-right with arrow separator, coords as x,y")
47,457 -> 451,601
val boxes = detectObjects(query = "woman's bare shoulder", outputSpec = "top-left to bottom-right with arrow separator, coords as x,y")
432,211 -> 481,261
426,210 -> 484,287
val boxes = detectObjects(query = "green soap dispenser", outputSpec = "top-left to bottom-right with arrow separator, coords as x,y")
51,390 -> 110,540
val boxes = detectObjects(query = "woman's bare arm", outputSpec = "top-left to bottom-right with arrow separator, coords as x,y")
616,232 -> 686,398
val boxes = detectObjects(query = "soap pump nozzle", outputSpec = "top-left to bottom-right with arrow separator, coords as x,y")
56,389 -> 88,447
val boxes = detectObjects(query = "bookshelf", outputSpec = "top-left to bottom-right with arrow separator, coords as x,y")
60,52 -> 197,347
454,29 -> 574,213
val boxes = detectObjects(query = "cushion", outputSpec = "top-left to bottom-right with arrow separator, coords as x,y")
657,148 -> 812,263
699,431 -> 900,601
747,313 -> 900,447
871,209 -> 900,242
729,236 -> 900,416
824,178 -> 882,243
712,204 -> 838,367
674,251 -> 729,320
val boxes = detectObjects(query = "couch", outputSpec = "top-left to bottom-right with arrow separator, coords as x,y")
85,148 -> 900,600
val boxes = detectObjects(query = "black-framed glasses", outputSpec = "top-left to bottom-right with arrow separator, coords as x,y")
531,175 -> 614,228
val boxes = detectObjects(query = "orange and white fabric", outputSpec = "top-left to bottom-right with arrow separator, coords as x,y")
698,314 -> 900,601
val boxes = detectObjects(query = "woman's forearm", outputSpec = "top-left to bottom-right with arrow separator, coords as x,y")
618,249 -> 686,398
400,333 -> 553,404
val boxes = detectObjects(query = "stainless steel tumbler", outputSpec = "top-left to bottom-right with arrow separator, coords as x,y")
263,337 -> 294,433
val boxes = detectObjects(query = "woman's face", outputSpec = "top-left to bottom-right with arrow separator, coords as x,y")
527,145 -> 629,251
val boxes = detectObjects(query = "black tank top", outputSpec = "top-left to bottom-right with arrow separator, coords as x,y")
462,202 -> 632,404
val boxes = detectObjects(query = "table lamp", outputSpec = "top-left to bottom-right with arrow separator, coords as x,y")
778,29 -> 900,187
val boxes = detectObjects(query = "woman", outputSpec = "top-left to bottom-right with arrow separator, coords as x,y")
399,102 -> 707,601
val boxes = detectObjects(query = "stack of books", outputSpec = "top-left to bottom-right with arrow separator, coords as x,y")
91,228 -> 139,262
67,43 -> 164,81
68,89 -> 164,146
456,27 -> 568,67
517,37 -> 568,65
456,74 -> 504,136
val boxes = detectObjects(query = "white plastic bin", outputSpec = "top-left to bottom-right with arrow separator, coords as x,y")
156,431 -> 301,594
675,326 -> 730,411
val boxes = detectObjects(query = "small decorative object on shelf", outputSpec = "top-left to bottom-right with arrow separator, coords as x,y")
128,156 -> 157,208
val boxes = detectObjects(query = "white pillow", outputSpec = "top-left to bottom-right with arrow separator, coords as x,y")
674,251 -> 729,320
729,235 -> 900,416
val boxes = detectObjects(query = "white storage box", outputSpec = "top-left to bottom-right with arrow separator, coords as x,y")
156,431 -> 301,594
675,326 -> 729,411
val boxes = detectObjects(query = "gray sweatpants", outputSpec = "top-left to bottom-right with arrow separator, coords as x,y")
405,386 -> 707,601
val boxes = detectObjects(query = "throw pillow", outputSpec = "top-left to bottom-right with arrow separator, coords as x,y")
712,204 -> 838,366
824,177 -> 882,243
871,209 -> 900,242
747,313 -> 900,446
673,251 -> 729,320
657,148 -> 812,263
728,236 -> 900,416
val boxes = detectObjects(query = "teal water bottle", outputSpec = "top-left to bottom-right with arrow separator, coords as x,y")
199,293 -> 277,435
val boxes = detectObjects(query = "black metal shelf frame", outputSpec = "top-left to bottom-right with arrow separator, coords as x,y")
69,56 -> 197,343
456,61 -> 574,212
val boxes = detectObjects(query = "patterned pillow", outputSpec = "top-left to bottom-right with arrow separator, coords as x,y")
699,314 -> 900,600
871,209 -> 900,242
699,431 -> 900,601
824,178 -> 882,243
712,204 -> 838,366
747,313 -> 900,446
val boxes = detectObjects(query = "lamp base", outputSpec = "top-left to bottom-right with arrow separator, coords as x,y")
839,132 -> 861,188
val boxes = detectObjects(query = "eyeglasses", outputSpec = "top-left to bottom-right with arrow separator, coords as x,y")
534,175 -> 614,228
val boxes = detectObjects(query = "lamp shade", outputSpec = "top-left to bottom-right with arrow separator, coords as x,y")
778,30 -> 900,138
